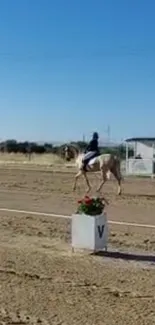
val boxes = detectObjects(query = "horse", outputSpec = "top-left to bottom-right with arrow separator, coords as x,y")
64,145 -> 122,195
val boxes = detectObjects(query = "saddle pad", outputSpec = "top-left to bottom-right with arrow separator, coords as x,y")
88,157 -> 98,166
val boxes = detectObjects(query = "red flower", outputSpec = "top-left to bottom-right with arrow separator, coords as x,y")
84,198 -> 93,205
78,200 -> 83,204
78,196 -> 94,205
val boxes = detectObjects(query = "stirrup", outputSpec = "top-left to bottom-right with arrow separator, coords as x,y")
81,163 -> 87,172
83,164 -> 89,172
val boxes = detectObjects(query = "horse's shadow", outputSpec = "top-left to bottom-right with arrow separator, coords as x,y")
121,193 -> 155,199
91,250 -> 155,263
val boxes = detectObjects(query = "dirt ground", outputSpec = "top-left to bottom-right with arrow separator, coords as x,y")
0,166 -> 155,324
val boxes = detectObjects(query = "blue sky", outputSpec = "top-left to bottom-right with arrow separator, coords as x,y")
0,0 -> 155,143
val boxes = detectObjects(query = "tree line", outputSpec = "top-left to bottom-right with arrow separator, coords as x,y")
0,139 -> 134,160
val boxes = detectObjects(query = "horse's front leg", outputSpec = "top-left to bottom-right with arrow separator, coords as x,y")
73,170 -> 91,193
83,171 -> 91,193
73,170 -> 82,191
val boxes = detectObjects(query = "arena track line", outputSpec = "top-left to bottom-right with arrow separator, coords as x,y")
0,207 -> 155,229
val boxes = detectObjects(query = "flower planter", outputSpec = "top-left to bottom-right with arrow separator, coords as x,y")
71,212 -> 108,252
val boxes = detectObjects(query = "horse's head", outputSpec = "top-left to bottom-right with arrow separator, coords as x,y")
64,145 -> 72,161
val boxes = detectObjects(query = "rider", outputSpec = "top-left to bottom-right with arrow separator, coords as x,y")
82,132 -> 100,171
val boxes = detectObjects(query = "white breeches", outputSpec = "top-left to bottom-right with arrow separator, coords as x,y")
83,151 -> 97,161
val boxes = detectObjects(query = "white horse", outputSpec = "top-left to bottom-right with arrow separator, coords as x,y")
64,145 -> 122,195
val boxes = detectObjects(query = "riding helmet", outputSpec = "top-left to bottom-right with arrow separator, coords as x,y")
93,132 -> 99,139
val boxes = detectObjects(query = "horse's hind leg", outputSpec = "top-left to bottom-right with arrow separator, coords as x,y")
96,169 -> 107,193
110,166 -> 122,195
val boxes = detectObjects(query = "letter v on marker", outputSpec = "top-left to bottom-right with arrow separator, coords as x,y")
97,225 -> 104,238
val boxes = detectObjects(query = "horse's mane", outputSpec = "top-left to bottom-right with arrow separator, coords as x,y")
69,143 -> 84,154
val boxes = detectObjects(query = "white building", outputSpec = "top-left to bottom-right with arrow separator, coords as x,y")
125,137 -> 155,177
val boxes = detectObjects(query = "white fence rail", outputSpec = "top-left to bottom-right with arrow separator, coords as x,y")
125,158 -> 154,177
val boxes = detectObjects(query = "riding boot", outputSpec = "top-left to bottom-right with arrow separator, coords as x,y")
83,159 -> 89,172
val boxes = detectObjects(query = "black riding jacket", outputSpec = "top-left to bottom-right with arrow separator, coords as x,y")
85,139 -> 100,154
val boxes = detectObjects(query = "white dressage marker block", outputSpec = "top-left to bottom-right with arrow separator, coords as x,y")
72,213 -> 108,252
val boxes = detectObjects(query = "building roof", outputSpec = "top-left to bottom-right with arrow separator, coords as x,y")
125,137 -> 155,143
